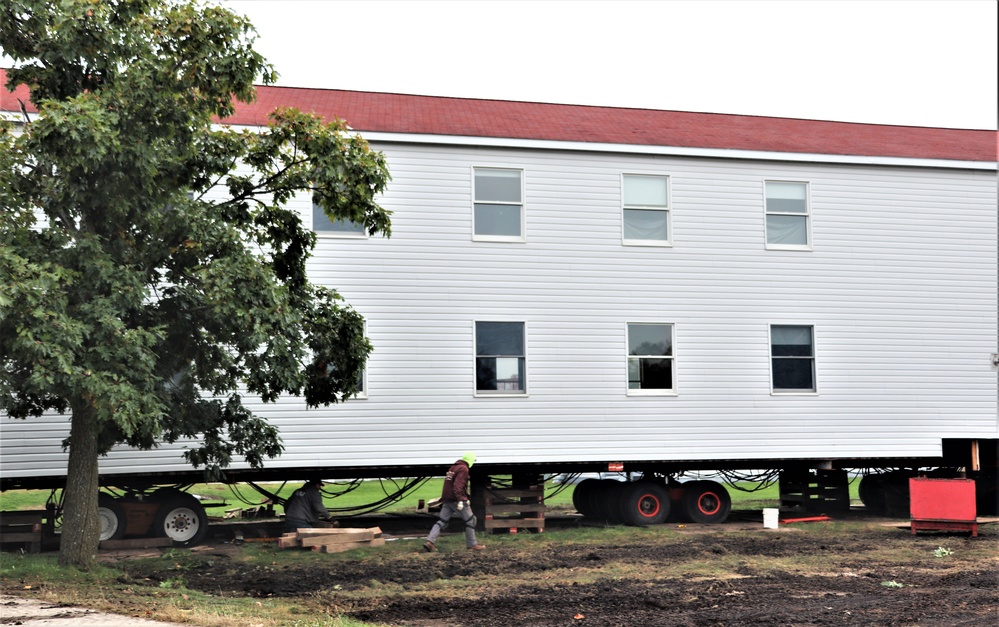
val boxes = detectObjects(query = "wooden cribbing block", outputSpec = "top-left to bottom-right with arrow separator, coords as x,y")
294,527 -> 382,537
301,529 -> 375,547
278,527 -> 383,549
313,537 -> 386,554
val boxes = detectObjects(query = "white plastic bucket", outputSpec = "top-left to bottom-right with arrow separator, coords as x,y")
763,508 -> 779,529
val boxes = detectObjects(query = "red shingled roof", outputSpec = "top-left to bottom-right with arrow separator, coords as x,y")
3,68 -> 996,163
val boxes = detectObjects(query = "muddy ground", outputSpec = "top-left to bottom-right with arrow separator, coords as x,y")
116,517 -> 998,627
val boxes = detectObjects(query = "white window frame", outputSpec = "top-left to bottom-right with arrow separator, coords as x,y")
312,201 -> 368,239
764,179 -> 811,251
622,173 -> 672,247
473,320 -> 528,396
769,324 -> 818,395
472,166 -> 525,243
626,322 -> 677,396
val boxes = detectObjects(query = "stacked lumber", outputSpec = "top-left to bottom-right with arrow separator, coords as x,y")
278,527 -> 384,553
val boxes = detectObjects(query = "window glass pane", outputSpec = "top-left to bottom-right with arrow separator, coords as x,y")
766,182 -> 807,214
475,169 -> 521,203
314,203 -> 365,234
766,197 -> 807,213
770,324 -> 812,348
476,357 -> 525,391
772,358 -> 814,389
624,209 -> 668,241
476,322 -> 524,356
766,215 -> 808,246
474,203 -> 521,237
628,324 -> 672,356
624,175 -> 668,207
628,357 -> 673,390
766,181 -> 806,200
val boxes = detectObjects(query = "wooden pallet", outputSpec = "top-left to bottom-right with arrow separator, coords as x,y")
483,486 -> 545,534
1,510 -> 47,553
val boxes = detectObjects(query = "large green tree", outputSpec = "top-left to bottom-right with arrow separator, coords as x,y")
0,0 -> 390,569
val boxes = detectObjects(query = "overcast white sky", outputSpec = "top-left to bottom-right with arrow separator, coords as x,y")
218,0 -> 997,130
0,1 -> 994,129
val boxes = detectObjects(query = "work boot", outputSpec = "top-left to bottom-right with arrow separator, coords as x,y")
423,541 -> 436,552
467,544 -> 486,551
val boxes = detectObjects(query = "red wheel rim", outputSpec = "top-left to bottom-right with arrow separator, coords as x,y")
697,492 -> 721,516
637,493 -> 662,518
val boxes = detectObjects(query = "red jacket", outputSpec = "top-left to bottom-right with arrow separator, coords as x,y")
441,460 -> 470,502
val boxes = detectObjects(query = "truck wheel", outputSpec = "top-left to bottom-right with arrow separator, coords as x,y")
98,493 -> 127,541
619,481 -> 669,526
572,479 -> 601,517
858,474 -> 885,514
976,471 -> 999,516
152,494 -> 208,546
593,479 -> 627,523
681,480 -> 731,524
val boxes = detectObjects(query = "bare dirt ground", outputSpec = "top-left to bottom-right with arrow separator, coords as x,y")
110,516 -> 998,627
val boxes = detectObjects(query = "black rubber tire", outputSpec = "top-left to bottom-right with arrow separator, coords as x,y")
97,493 -> 127,541
858,474 -> 885,514
593,480 -> 627,523
680,480 -> 731,524
152,494 -> 208,547
976,472 -> 999,516
619,481 -> 669,526
572,479 -> 601,517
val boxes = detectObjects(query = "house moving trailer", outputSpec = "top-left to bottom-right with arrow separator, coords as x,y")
2,74 -> 997,545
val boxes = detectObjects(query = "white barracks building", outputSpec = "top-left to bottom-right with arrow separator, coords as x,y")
2,76 -> 997,526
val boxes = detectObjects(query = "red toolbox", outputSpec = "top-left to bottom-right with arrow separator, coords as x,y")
909,478 -> 977,537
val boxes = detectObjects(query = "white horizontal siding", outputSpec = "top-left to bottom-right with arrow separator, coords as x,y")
2,142 -> 996,478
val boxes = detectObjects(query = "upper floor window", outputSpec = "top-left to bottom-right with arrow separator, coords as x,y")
770,324 -> 816,393
475,321 -> 526,394
313,202 -> 366,238
623,174 -> 670,245
765,181 -> 810,249
627,323 -> 675,394
473,167 -> 524,242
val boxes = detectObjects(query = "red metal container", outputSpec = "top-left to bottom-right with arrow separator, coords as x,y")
909,478 -> 977,537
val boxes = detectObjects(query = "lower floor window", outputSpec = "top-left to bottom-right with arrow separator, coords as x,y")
475,321 -> 526,394
627,323 -> 674,394
771,324 -> 815,392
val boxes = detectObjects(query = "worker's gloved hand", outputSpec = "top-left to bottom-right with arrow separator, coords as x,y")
457,500 -> 465,511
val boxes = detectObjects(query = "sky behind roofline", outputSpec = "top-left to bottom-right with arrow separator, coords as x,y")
219,0 -> 997,131
2,1 -> 996,130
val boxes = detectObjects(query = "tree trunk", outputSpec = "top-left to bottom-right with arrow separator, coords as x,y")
58,402 -> 101,569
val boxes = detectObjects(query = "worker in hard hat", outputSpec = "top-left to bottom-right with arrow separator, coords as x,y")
424,452 -> 485,551
283,477 -> 331,532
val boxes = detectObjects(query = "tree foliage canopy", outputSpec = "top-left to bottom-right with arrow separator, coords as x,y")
0,0 -> 391,475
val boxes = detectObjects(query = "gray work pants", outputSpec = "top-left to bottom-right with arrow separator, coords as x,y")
426,501 -> 479,548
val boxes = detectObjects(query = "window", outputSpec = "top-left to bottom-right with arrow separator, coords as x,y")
313,202 -> 366,237
765,181 -> 810,249
475,321 -> 526,394
627,323 -> 674,394
623,174 -> 670,245
770,325 -> 815,393
473,168 -> 523,241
